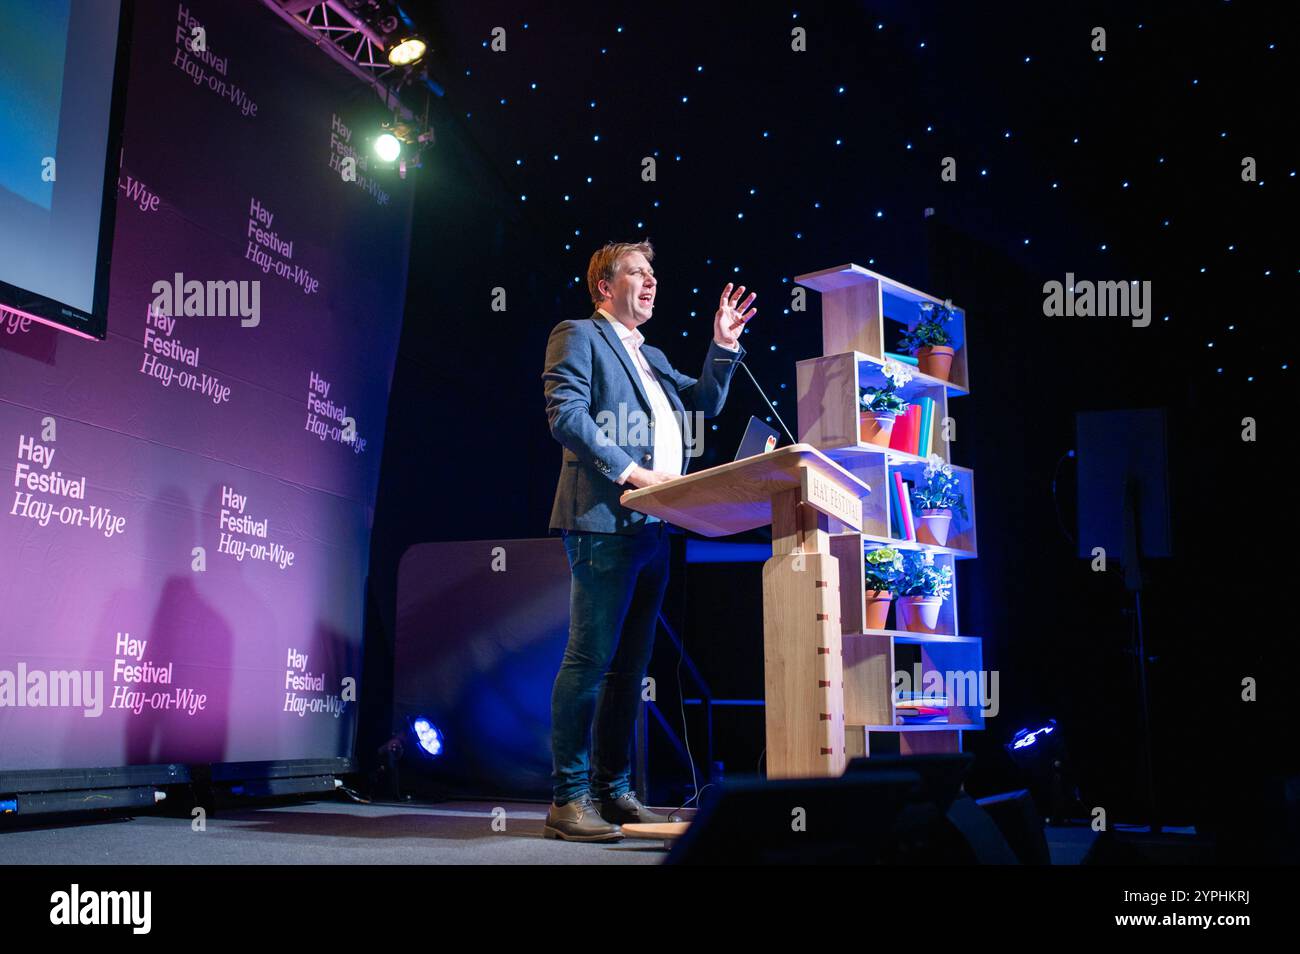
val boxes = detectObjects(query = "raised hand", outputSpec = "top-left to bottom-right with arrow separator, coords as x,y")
713,283 -> 757,349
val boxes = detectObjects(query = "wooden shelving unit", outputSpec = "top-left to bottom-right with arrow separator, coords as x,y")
794,263 -> 971,392
796,263 -> 985,758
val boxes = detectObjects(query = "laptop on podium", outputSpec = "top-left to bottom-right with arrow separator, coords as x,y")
734,416 -> 781,461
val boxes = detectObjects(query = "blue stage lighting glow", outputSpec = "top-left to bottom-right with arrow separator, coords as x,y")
411,717 -> 443,757
1011,723 -> 1055,750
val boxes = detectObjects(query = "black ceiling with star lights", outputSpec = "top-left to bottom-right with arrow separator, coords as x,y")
396,0 -> 1293,384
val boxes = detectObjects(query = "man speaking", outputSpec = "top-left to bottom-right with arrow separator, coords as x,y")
541,240 -> 756,841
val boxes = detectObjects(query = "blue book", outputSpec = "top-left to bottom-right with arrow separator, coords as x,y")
897,714 -> 950,725
889,477 -> 904,539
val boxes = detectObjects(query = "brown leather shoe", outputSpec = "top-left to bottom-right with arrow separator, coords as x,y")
543,794 -> 623,842
596,792 -> 682,825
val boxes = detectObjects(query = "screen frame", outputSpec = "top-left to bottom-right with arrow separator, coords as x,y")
0,0 -> 134,341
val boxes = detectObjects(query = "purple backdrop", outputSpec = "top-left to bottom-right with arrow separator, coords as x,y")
0,0 -> 412,771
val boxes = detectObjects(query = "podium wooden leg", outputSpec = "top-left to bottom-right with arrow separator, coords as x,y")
762,487 -> 847,779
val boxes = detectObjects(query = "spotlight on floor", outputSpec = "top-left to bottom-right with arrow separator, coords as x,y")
1005,719 -> 1082,824
375,714 -> 445,800
1010,721 -> 1057,752
410,716 -> 443,758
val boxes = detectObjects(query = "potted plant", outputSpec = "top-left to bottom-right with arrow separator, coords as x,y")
898,299 -> 958,381
863,547 -> 903,630
911,455 -> 968,547
895,550 -> 953,634
859,358 -> 913,446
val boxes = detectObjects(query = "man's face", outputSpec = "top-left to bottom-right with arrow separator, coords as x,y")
602,251 -> 656,326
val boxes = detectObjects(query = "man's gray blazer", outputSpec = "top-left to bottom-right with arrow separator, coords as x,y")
543,312 -> 744,534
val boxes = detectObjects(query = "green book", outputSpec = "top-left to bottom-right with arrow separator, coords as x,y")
883,351 -> 919,366
924,397 -> 935,456
918,397 -> 932,457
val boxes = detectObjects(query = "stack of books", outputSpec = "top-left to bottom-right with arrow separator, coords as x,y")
889,472 -> 915,541
887,397 -> 940,457
894,693 -> 950,725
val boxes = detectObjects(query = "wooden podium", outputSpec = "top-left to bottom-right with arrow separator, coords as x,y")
621,444 -> 870,779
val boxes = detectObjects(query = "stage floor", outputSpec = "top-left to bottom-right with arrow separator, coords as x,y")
0,800 -> 670,865
1,798 -> 1102,865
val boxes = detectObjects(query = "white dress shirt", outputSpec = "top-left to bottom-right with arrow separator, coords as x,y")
598,309 -> 683,484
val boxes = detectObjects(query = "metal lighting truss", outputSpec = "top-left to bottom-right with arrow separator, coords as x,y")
262,0 -> 416,120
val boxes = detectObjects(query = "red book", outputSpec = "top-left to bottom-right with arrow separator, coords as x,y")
888,404 -> 911,451
891,403 -> 919,453
908,403 -> 921,455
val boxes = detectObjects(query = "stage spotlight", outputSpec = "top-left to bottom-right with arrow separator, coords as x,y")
373,118 -> 434,176
374,715 -> 447,799
374,132 -> 401,162
410,716 -> 443,757
1004,719 -> 1082,824
387,36 -> 426,67
1010,721 -> 1056,751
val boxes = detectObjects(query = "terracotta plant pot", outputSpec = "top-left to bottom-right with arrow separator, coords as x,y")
860,410 -> 896,446
916,345 -> 955,381
897,595 -> 943,634
864,589 -> 892,630
916,508 -> 954,547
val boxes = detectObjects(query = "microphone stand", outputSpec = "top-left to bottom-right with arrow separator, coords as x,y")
716,355 -> 796,445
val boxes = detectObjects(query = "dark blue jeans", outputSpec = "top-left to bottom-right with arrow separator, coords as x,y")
551,522 -> 670,806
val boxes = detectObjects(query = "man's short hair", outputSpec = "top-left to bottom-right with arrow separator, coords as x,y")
587,240 -> 654,306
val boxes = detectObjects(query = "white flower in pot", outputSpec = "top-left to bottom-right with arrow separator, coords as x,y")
912,454 -> 967,547
858,359 -> 913,447
895,550 -> 953,634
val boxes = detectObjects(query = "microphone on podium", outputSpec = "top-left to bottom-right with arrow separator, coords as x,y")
714,355 -> 796,445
